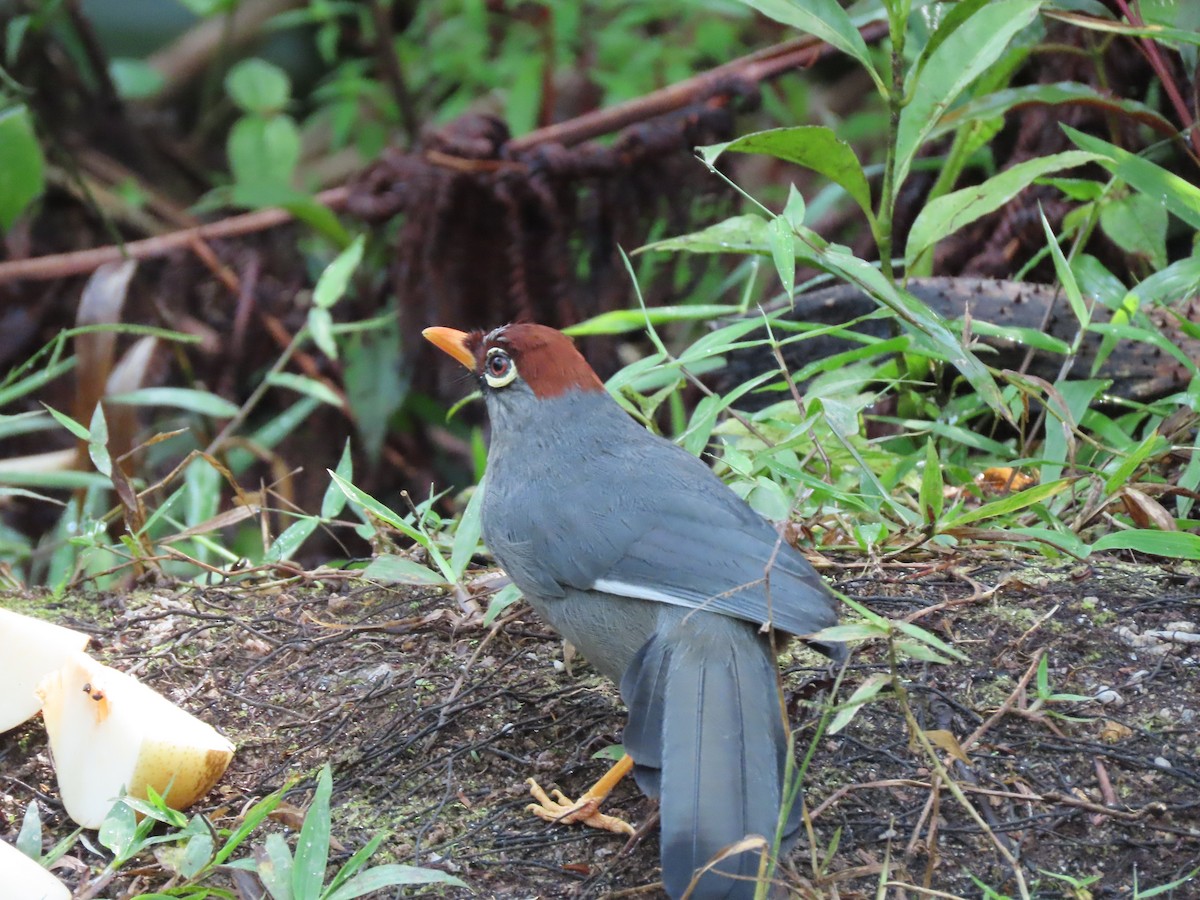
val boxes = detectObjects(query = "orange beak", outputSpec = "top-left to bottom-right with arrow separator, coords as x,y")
422,327 -> 477,371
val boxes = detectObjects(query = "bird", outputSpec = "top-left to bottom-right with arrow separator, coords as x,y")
424,322 -> 842,899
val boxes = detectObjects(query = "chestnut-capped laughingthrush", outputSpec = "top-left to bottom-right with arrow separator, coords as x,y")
424,323 -> 843,899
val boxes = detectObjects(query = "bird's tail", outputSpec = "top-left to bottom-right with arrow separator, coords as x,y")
622,614 -> 793,900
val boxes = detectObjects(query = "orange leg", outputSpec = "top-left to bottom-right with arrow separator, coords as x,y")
526,753 -> 636,835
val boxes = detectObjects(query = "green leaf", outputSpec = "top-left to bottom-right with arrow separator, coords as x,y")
266,372 -> 342,407
829,672 -> 890,734
327,471 -> 408,532
483,582 -> 522,626
920,439 -> 944,524
739,0 -> 881,92
0,105 -> 45,230
906,151 -> 1097,266
308,307 -> 337,360
1041,207 -> 1089,330
1090,530 -> 1200,560
942,477 -> 1074,529
450,484 -> 484,582
566,304 -> 742,335
105,387 -> 239,418
321,441 -> 353,519
934,81 -> 1176,141
505,53 -> 543,136
967,319 -> 1071,355
812,245 -> 1010,419
228,115 -> 300,189
260,832 -> 294,899
363,555 -> 447,585
226,59 -> 291,114
88,402 -> 112,478
313,235 -> 364,309
98,800 -> 138,859
265,517 -> 318,563
769,216 -> 796,300
703,127 -> 873,222
16,801 -> 41,859
1099,191 -> 1167,269
1103,430 -> 1166,495
41,404 -> 90,440
109,59 -> 165,99
893,0 -> 1042,201
292,764 -> 332,900
324,865 -> 467,899
641,213 -> 784,257
1065,126 -> 1200,230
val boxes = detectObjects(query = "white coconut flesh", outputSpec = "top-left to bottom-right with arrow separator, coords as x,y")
36,652 -> 234,829
0,838 -> 70,900
0,608 -> 91,733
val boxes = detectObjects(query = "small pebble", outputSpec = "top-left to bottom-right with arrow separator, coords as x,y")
1154,757 -> 1172,769
1095,688 -> 1124,706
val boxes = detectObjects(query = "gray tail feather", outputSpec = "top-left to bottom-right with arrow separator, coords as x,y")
655,618 -> 790,900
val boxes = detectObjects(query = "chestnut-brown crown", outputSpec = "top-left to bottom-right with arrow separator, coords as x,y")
468,323 -> 604,399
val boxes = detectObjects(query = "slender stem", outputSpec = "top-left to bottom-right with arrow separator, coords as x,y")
876,3 -> 908,285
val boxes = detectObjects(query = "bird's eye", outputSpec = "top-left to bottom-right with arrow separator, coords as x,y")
483,349 -> 517,388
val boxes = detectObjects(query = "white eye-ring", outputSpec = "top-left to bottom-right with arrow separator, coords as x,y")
483,348 -> 518,388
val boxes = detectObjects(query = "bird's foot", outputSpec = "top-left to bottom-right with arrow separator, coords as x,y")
525,778 -> 635,835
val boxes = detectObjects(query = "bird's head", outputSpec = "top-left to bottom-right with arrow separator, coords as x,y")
423,323 -> 604,407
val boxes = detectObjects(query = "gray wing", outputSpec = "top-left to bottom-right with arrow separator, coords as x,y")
489,437 -> 840,641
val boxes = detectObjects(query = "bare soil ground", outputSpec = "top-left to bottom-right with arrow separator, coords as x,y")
2,555 -> 1199,899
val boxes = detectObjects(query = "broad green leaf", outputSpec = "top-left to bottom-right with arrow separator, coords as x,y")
364,554 -> 447,585
1090,530 -> 1200,560
703,127 -> 873,222
1065,126 -> 1200,230
942,477 -> 1074,528
739,0 -> 882,92
313,235 -> 365,309
934,81 -> 1176,141
0,105 -> 45,230
228,115 -> 300,189
1099,192 -> 1167,269
226,59 -> 291,114
260,832 -> 293,899
106,387 -> 239,418
640,214 -> 793,258
894,0 -> 1042,201
292,766 -> 332,900
906,151 -> 1097,266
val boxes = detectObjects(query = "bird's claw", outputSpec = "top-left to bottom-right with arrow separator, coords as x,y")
525,777 -> 635,835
